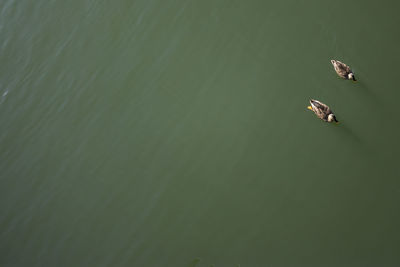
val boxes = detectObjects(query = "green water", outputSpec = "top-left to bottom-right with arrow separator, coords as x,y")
1,0 -> 400,266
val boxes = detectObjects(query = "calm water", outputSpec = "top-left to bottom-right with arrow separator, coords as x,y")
1,0 -> 400,266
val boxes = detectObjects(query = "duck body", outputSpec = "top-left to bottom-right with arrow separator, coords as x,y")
331,59 -> 356,81
307,99 -> 338,123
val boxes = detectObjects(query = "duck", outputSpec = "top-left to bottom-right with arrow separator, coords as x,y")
307,99 -> 339,123
330,60 -> 356,81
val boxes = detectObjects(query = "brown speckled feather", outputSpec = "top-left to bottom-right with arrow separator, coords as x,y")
331,59 -> 354,79
310,99 -> 333,122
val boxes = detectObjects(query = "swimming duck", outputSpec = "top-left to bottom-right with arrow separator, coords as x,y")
330,60 -> 356,81
307,99 -> 339,123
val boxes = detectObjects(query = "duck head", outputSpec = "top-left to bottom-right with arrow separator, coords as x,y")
348,73 -> 357,81
328,114 -> 339,123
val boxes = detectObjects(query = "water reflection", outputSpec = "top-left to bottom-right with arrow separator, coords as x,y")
336,122 -> 362,145
334,121 -> 377,156
354,80 -> 380,105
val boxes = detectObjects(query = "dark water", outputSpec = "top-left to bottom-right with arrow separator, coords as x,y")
1,0 -> 400,266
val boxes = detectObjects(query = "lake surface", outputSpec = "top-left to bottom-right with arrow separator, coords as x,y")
1,0 -> 400,266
